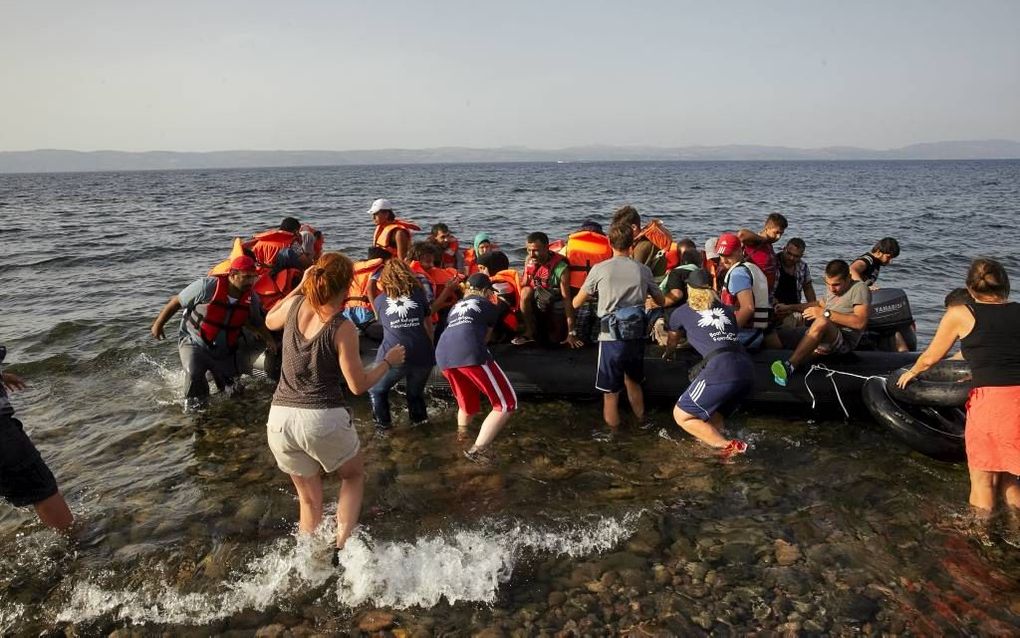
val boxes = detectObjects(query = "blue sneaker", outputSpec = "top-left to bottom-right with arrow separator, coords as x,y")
771,360 -> 794,387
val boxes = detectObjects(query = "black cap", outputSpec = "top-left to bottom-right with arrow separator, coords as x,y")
477,250 -> 509,273
686,268 -> 713,290
466,273 -> 492,290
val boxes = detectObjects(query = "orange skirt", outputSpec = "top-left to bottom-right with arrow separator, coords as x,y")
965,386 -> 1020,474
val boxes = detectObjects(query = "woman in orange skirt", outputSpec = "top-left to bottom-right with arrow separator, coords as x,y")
898,258 -> 1020,513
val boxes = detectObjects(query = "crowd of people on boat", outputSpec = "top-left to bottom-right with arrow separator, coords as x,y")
2,199 -> 1017,557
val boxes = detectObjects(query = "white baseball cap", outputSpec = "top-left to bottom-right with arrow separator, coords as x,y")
704,237 -> 719,259
368,198 -> 394,215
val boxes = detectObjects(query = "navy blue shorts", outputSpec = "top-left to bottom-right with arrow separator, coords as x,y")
0,417 -> 59,508
596,339 -> 645,394
677,354 -> 754,420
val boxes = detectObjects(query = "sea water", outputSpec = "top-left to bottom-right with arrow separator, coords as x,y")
2,160 -> 1019,634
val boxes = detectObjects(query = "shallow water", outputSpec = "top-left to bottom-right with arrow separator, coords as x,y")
2,161 -> 1020,634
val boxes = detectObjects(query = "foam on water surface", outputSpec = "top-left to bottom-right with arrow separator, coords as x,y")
56,512 -> 641,625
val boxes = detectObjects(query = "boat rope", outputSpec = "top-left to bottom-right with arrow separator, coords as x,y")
803,364 -> 886,420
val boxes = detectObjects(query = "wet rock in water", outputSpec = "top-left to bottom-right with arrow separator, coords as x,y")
618,568 -> 646,589
690,611 -> 714,631
357,610 -> 396,632
684,561 -> 709,582
234,495 -> 267,525
254,624 -> 287,638
599,551 -> 648,572
774,539 -> 802,566
652,564 -> 671,586
802,618 -> 827,632
547,591 -> 567,607
777,620 -> 801,636
832,591 -> 879,623
567,562 -> 602,587
474,627 -> 506,638
719,541 -> 757,565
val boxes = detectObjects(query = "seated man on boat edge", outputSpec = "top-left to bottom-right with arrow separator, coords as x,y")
514,231 -> 582,348
771,259 -> 872,387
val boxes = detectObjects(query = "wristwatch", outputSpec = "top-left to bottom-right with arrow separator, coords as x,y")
823,309 -> 832,319
568,330 -> 578,336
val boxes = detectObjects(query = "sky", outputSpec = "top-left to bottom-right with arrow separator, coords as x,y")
1,0 -> 1018,152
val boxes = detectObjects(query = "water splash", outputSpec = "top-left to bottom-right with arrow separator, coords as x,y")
56,512 -> 641,625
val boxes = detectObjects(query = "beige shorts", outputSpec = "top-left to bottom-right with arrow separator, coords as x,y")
267,405 -> 360,476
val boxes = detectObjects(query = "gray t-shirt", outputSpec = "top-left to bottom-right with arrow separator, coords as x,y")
826,280 -> 872,347
583,255 -> 657,318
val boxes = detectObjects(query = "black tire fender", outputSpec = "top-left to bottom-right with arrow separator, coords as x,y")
886,359 -> 972,407
863,377 -> 966,463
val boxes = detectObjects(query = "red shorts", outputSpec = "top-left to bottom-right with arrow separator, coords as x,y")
442,361 -> 518,415
965,385 -> 1020,474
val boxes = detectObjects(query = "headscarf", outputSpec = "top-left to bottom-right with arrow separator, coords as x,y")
473,232 -> 491,254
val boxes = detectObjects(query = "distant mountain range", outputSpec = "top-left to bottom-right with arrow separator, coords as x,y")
1,139 -> 1018,174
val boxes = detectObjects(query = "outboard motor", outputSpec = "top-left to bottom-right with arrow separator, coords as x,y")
859,288 -> 916,352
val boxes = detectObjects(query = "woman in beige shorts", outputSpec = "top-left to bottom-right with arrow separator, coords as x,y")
265,252 -> 405,553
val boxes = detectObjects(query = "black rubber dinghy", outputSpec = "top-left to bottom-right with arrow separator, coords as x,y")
862,377 -> 966,463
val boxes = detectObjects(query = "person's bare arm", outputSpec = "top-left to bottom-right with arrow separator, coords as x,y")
560,276 -> 583,348
337,320 -> 405,394
849,259 -> 868,283
897,307 -> 969,388
571,287 -> 590,310
647,281 -> 666,307
151,296 -> 182,340
737,229 -> 764,246
395,230 -> 411,261
733,289 -> 754,328
802,280 -> 817,303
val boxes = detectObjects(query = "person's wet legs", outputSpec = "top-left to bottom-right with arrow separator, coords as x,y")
368,365 -> 404,427
968,467 -> 996,512
34,492 -> 73,531
289,473 -> 324,534
673,405 -> 729,448
334,452 -> 365,549
624,374 -> 645,422
404,365 -> 432,424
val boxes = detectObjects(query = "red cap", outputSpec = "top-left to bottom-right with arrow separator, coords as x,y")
715,233 -> 742,257
229,255 -> 258,273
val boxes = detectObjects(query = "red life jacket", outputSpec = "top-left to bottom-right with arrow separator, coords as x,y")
664,241 -> 681,271
743,241 -> 778,295
343,258 -> 385,311
253,268 -> 302,311
374,219 -> 420,256
187,275 -> 251,351
438,237 -> 460,269
523,252 -> 565,290
245,229 -> 299,271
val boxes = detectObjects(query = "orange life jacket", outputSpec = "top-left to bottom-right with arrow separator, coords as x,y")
374,219 -> 421,255
428,266 -> 462,311
635,219 -> 673,252
186,275 -> 251,351
548,238 -> 566,253
245,229 -> 299,270
490,269 -> 522,333
463,248 -> 480,275
253,268 -> 302,312
344,258 -> 385,311
523,252 -> 565,291
564,231 -> 613,291
208,237 -> 246,276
